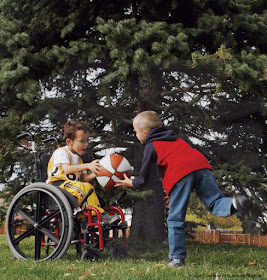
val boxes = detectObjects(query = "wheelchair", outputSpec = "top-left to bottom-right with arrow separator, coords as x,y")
5,133 -> 128,261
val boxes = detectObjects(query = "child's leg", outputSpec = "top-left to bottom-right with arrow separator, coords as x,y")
60,181 -> 105,214
195,169 -> 233,217
167,173 -> 195,260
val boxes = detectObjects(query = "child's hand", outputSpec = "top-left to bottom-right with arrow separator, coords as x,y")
87,159 -> 101,174
164,195 -> 170,209
114,173 -> 133,189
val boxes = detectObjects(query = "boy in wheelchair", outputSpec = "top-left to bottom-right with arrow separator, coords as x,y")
46,120 -> 120,226
6,122 -> 128,261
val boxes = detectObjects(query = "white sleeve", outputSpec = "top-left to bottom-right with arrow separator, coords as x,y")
52,148 -> 70,167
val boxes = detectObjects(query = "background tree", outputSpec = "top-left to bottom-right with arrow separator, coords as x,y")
0,0 -> 266,238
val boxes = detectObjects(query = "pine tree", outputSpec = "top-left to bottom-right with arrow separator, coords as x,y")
0,0 -> 266,236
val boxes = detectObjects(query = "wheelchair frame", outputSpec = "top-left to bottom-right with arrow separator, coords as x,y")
5,132 -> 128,261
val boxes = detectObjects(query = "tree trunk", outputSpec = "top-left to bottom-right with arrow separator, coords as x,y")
129,69 -> 167,242
130,181 -> 167,242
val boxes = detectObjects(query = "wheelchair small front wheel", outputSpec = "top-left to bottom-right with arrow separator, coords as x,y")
111,242 -> 128,258
81,248 -> 103,261
5,183 -> 74,261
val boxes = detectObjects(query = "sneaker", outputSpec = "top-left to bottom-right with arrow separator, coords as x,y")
99,213 -> 120,225
233,195 -> 261,221
168,258 -> 185,267
80,213 -> 120,228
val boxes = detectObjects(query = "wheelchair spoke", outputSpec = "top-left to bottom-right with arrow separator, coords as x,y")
39,226 -> 60,244
17,208 -> 37,226
35,191 -> 42,260
6,184 -> 74,261
14,207 -> 62,245
13,223 -> 60,246
37,209 -> 61,227
13,226 -> 35,244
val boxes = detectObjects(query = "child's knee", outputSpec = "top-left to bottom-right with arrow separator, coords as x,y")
83,182 -> 95,191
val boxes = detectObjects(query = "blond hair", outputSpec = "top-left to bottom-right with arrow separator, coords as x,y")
133,111 -> 162,131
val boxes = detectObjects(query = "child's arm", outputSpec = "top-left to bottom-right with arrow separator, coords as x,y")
81,172 -> 96,182
61,159 -> 101,175
114,173 -> 133,189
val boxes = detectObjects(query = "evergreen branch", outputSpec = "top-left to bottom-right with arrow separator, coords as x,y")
161,83 -> 195,96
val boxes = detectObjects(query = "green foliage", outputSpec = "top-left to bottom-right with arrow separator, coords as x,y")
0,0 -> 266,235
186,192 -> 243,231
212,164 -> 266,234
96,18 -> 189,81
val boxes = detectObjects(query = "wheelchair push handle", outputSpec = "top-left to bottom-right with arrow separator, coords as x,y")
17,132 -> 60,181
17,132 -> 34,141
17,132 -> 37,154
43,137 -> 60,148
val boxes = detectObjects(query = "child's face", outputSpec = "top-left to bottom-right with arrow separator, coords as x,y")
133,121 -> 147,144
67,130 -> 89,155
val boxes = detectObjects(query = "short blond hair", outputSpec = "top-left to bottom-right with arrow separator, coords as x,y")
133,111 -> 162,131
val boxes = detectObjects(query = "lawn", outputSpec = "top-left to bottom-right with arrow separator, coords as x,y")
0,234 -> 266,280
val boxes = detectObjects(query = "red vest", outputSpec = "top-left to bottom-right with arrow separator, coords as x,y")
153,138 -> 212,195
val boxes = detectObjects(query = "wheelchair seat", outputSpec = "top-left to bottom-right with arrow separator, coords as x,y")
54,185 -> 80,209
38,153 -> 51,182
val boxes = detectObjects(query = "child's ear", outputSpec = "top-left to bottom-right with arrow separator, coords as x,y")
144,130 -> 148,136
66,138 -> 72,145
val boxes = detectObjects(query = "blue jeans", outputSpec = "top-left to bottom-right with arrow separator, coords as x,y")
167,169 -> 233,260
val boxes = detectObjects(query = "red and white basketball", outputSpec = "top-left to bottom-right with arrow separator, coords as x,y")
96,154 -> 132,190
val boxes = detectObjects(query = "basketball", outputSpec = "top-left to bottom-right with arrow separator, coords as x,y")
96,154 -> 132,190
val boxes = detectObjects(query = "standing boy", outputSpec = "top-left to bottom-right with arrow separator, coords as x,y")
47,120 -> 120,225
115,111 -> 260,267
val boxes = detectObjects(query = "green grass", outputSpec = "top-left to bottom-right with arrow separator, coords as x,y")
0,235 -> 266,280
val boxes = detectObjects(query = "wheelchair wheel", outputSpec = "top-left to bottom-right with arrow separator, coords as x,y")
81,248 -> 103,261
6,183 -> 74,261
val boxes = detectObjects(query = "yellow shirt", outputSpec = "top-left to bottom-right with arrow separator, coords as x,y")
47,146 -> 83,184
46,146 -> 104,215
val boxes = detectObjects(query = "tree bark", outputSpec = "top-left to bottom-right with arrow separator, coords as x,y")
130,181 -> 167,242
129,69 -> 167,242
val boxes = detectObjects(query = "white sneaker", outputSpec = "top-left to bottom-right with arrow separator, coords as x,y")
100,213 -> 120,225
168,258 -> 185,267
